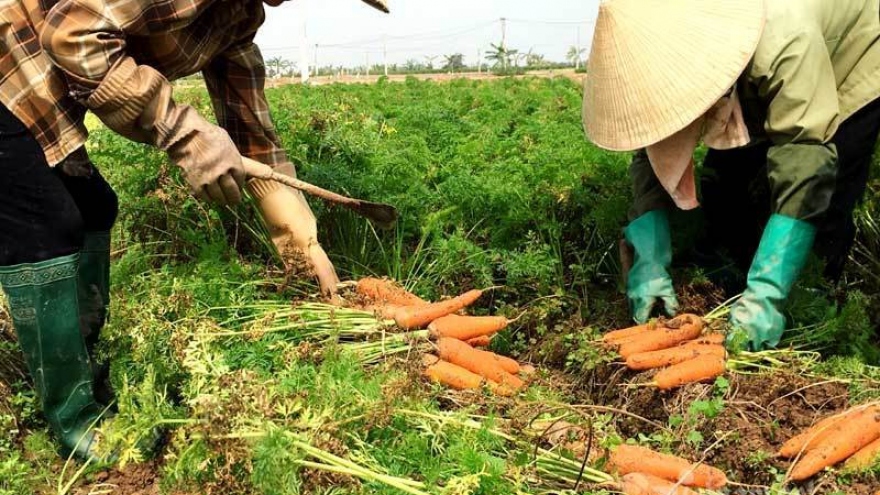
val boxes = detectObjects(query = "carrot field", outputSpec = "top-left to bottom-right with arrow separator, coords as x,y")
1,75 -> 879,494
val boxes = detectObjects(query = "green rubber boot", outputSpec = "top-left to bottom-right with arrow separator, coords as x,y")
728,214 -> 817,351
78,232 -> 114,405
0,254 -> 106,460
624,210 -> 679,323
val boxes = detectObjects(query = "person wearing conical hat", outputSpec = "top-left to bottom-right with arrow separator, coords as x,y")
583,0 -> 880,350
0,0 -> 387,461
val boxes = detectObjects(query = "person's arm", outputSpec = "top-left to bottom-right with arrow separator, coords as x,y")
202,40 -> 340,293
628,149 -> 675,221
755,28 -> 841,221
40,0 -> 246,205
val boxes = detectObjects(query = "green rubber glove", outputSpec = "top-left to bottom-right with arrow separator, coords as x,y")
624,210 -> 679,323
728,214 -> 816,351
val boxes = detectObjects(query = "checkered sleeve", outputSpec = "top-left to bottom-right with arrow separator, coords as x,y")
202,41 -> 288,168
40,0 -> 208,147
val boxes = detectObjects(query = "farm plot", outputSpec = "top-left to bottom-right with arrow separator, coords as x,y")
0,77 -> 879,495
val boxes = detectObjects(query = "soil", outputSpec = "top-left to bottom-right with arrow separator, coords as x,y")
74,462 -> 161,495
571,363 -> 878,494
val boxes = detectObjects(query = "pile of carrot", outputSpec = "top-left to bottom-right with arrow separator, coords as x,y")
355,278 -> 529,395
602,314 -> 727,390
778,403 -> 880,480
609,444 -> 728,493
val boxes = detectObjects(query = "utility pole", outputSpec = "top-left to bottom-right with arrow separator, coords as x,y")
477,48 -> 481,74
299,18 -> 310,83
383,35 -> 388,77
313,43 -> 319,77
500,17 -> 507,70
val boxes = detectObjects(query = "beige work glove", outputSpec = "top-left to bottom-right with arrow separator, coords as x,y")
247,163 -> 340,295
162,108 -> 247,205
84,57 -> 246,205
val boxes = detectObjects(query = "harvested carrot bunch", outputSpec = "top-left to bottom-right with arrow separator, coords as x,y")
608,444 -> 728,489
602,315 -> 729,390
779,403 -> 880,481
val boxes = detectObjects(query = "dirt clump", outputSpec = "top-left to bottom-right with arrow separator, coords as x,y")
74,461 -> 161,495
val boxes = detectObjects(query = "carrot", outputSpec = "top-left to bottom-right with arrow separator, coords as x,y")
357,277 -> 427,306
618,473 -> 652,495
844,437 -> 880,470
615,315 -> 704,359
602,322 -> 654,343
653,355 -> 726,390
467,335 -> 493,348
625,345 -> 725,371
394,289 -> 485,329
428,314 -> 509,340
369,304 -> 402,320
422,355 -> 483,390
609,445 -> 727,488
778,407 -> 866,458
621,473 -> 700,495
485,350 -> 520,375
681,333 -> 726,346
789,405 -> 880,481
437,337 -> 524,390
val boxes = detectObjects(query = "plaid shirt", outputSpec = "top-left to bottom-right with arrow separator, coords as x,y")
0,2 -> 88,165
0,0 -> 285,166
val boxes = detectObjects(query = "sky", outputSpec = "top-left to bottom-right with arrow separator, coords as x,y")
255,0 -> 600,70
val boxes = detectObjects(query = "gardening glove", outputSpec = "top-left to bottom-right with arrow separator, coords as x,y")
247,164 -> 340,295
624,210 -> 679,323
83,57 -> 246,205
727,214 -> 816,351
163,108 -> 247,205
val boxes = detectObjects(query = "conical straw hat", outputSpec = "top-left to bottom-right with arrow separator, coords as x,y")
582,0 -> 765,151
361,0 -> 389,13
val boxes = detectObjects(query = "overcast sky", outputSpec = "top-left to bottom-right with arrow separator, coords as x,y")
255,0 -> 600,69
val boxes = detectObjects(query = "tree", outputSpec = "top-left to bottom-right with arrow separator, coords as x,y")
424,55 -> 439,70
266,56 -> 294,78
484,43 -> 516,70
404,59 -> 424,72
567,46 -> 587,70
443,53 -> 464,72
525,49 -> 545,68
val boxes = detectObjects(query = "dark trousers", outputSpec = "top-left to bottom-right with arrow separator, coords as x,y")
0,104 -> 118,267
700,97 -> 880,282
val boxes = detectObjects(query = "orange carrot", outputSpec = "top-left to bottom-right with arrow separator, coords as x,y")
618,473 -> 652,495
370,304 -> 402,320
394,289 -> 485,329
778,407 -> 866,458
487,351 -> 520,375
616,315 -> 705,359
621,473 -> 700,495
467,335 -> 493,347
357,277 -> 427,306
844,437 -> 880,470
625,345 -> 725,371
681,333 -> 726,346
422,355 -> 483,390
789,405 -> 880,481
602,322 -> 654,343
609,445 -> 727,488
428,314 -> 509,340
437,337 -> 523,390
653,355 -> 726,391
